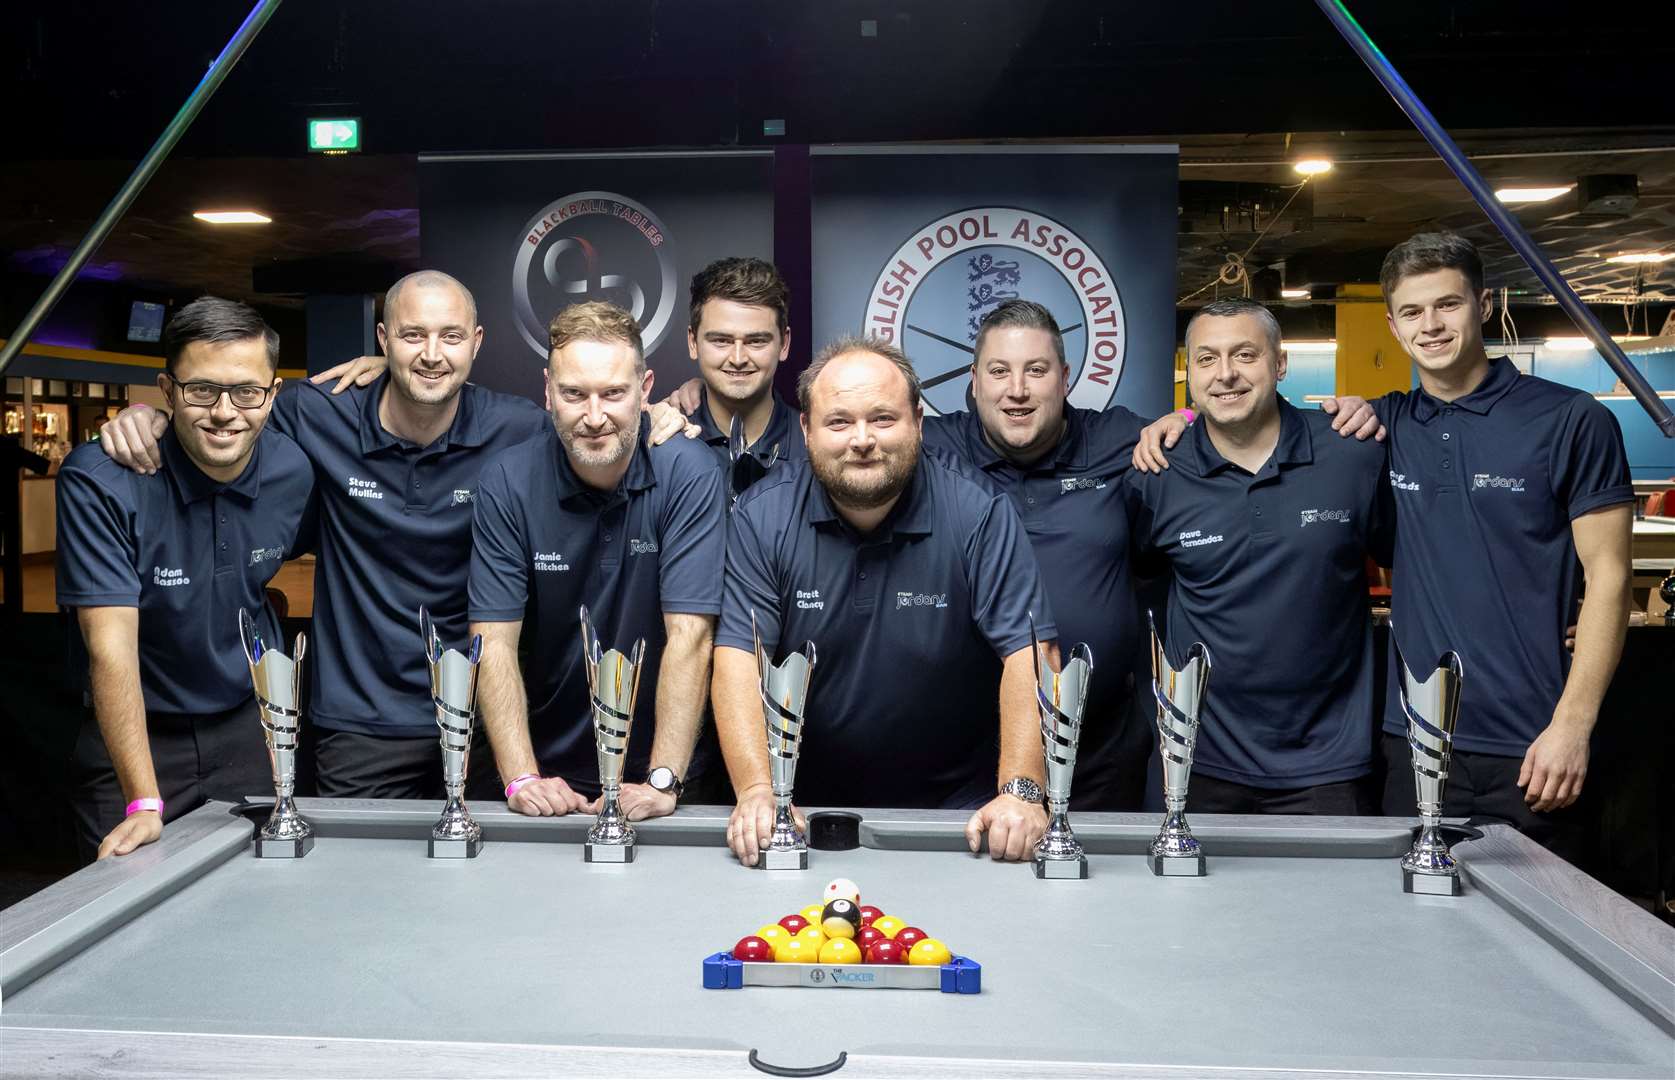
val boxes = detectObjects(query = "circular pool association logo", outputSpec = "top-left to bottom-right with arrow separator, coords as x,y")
512,191 -> 678,361
863,207 -> 1125,416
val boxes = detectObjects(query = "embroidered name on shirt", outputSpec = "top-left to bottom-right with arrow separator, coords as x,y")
347,477 -> 384,500
796,588 -> 824,611
629,539 -> 659,556
153,566 -> 190,587
452,489 -> 474,505
248,546 -> 284,566
1059,476 -> 1107,494
1179,529 -> 1224,549
533,552 -> 571,572
896,591 -> 948,609
1472,474 -> 1525,492
1300,508 -> 1351,527
1390,470 -> 1421,492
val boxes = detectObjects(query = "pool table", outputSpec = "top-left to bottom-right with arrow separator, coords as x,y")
3,798 -> 1671,1078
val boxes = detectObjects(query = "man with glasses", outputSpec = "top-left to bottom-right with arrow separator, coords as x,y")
57,297 -> 314,861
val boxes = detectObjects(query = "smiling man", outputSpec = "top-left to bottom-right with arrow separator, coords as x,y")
713,336 -> 1056,866
58,297 -> 314,861
469,301 -> 726,819
97,271 -> 551,798
1124,298 -> 1393,814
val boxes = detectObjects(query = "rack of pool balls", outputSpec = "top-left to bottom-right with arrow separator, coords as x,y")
701,878 -> 981,993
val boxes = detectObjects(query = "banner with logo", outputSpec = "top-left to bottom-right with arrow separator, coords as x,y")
419,151 -> 775,399
810,146 -> 1177,418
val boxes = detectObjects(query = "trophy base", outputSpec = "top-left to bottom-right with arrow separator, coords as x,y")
429,835 -> 483,859
254,834 -> 313,859
1403,868 -> 1462,896
1033,854 -> 1088,880
758,846 -> 809,871
1151,852 -> 1206,877
585,841 -> 636,864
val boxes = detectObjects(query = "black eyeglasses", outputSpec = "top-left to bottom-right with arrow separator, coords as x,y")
168,378 -> 275,409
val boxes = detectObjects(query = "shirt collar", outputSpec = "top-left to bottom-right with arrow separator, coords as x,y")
1411,356 -> 1519,421
807,455 -> 935,538
358,373 -> 491,455
551,414 -> 656,503
1183,396 -> 1314,477
697,386 -> 795,465
161,426 -> 263,505
962,406 -> 1084,473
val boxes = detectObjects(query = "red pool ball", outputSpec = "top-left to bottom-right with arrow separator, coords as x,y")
866,939 -> 905,964
857,905 -> 883,927
895,926 -> 928,950
856,926 -> 885,952
733,936 -> 774,962
778,914 -> 808,935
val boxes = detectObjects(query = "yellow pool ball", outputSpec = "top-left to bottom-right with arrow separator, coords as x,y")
907,938 -> 953,966
871,915 -> 906,939
755,924 -> 790,949
819,938 -> 863,965
800,903 -> 826,926
795,925 -> 827,949
775,937 -> 818,963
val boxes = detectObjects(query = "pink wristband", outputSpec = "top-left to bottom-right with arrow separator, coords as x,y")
126,797 -> 164,817
504,773 -> 540,799
1177,407 -> 1196,423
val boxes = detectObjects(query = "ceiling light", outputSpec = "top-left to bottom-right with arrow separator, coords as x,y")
1544,337 -> 1594,350
1293,159 -> 1333,176
193,210 -> 272,225
1604,251 -> 1673,264
1494,185 -> 1573,204
1280,288 -> 1311,299
1282,340 -> 1337,352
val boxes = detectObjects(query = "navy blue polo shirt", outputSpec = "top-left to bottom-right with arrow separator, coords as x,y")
56,428 -> 315,715
1373,358 -> 1632,756
922,406 -> 1146,725
268,373 -> 550,736
692,385 -> 808,475
1125,399 -> 1393,788
469,417 -> 727,783
717,453 -> 1056,809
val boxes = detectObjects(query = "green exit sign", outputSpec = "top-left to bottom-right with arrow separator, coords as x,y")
308,118 -> 361,153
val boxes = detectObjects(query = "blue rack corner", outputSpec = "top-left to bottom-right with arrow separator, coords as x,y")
940,956 -> 981,994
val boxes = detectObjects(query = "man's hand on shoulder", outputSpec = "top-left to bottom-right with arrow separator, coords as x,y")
644,400 -> 701,447
309,356 -> 386,394
1318,396 -> 1386,441
660,377 -> 704,417
98,405 -> 171,475
1131,410 -> 1191,474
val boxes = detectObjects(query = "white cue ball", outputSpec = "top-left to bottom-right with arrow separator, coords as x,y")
823,877 -> 860,905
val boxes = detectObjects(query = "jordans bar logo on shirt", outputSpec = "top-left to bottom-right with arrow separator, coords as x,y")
1472,474 -> 1525,492
896,591 -> 948,610
629,539 -> 659,556
248,546 -> 284,566
1059,476 -> 1107,494
1299,508 -> 1351,527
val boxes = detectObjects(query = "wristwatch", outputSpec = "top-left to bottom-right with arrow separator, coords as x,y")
998,777 -> 1044,805
647,766 -> 684,800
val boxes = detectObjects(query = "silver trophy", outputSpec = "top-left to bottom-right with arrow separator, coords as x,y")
1148,611 -> 1212,877
239,609 -> 313,859
422,607 -> 484,859
1030,615 -> 1093,880
1396,640 -> 1465,896
580,606 -> 645,864
753,610 -> 815,871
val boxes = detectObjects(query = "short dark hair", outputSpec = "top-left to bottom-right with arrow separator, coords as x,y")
1184,297 -> 1282,355
797,335 -> 921,414
974,299 -> 1065,366
1379,232 -> 1485,301
162,296 -> 279,375
688,257 -> 789,335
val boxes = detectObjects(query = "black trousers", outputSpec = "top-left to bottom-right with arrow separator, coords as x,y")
1189,771 -> 1375,815
314,727 -> 503,801
1070,690 -> 1154,812
1379,733 -> 1585,864
71,699 -> 272,864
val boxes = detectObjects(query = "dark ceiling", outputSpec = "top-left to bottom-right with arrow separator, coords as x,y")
4,2 -> 1674,323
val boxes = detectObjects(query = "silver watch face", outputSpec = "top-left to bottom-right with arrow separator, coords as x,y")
648,767 -> 676,793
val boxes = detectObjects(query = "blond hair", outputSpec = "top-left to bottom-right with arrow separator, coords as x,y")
547,301 -> 645,371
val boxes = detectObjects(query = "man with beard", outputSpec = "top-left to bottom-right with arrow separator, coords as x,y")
57,297 -> 313,861
918,299 -> 1152,810
1124,298 -> 1393,814
469,301 -> 726,818
713,336 -> 1055,867
96,271 -> 551,798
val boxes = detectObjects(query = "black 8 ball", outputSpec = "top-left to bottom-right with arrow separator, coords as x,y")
820,898 -> 862,940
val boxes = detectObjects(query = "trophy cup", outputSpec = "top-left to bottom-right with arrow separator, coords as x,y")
422,607 -> 483,859
727,414 -> 781,505
1147,611 -> 1212,877
1396,639 -> 1465,896
1030,615 -> 1093,880
239,609 -> 313,859
580,606 -> 645,864
753,610 -> 815,871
